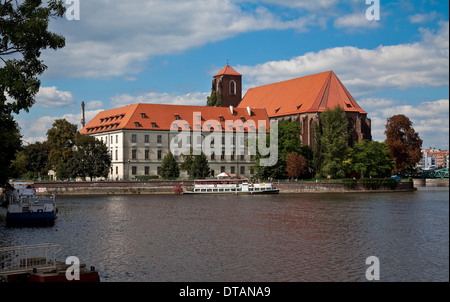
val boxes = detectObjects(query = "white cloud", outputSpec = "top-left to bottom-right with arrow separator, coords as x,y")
334,13 -> 380,30
17,109 -> 104,144
239,22 -> 449,96
35,86 -> 74,108
110,91 -> 209,108
85,100 -> 104,110
360,98 -> 449,150
409,12 -> 437,24
43,0 -> 319,79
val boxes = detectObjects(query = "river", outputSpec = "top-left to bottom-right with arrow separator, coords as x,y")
0,188 -> 448,282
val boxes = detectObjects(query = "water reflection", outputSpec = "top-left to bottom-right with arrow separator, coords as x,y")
0,188 -> 448,282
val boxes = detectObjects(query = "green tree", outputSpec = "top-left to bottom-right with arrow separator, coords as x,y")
253,120 -> 303,179
317,106 -> 350,178
191,152 -> 211,178
160,151 -> 180,179
206,91 -> 222,107
0,0 -> 66,184
46,119 -> 79,176
69,134 -> 111,180
347,140 -> 393,178
385,114 -> 423,174
0,113 -> 22,185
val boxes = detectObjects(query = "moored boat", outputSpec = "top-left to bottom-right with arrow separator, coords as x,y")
1,182 -> 56,227
182,179 -> 280,195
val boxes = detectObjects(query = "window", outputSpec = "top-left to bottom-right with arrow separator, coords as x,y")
135,122 -> 142,127
240,154 -> 245,161
132,166 -> 137,175
158,150 -> 162,160
230,81 -> 236,95
231,166 -> 235,174
157,135 -> 162,144
145,150 -> 150,160
221,166 -> 226,173
141,113 -> 148,119
221,153 -> 225,160
240,166 -> 245,175
211,153 -> 215,160
116,135 -> 118,144
116,166 -> 119,175
175,115 -> 181,120
219,116 -> 225,122
132,149 -> 137,160
132,134 -> 137,143
275,107 -> 281,114
145,166 -> 150,175
145,135 -> 150,143
115,150 -> 118,161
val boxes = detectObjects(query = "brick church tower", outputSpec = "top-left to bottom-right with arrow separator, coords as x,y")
211,64 -> 242,107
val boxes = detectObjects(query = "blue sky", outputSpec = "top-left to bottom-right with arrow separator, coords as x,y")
12,0 -> 449,150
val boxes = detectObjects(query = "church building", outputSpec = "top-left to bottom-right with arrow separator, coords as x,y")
213,65 -> 372,148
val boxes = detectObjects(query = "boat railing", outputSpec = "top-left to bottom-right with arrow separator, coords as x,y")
0,243 -> 62,276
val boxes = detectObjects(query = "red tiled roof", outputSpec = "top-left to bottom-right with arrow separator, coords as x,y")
214,64 -> 242,77
80,103 -> 269,135
238,71 -> 367,117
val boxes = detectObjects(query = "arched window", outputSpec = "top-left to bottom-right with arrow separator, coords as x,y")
230,80 -> 236,95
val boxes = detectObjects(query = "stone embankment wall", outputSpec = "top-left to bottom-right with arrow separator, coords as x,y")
33,181 -> 416,196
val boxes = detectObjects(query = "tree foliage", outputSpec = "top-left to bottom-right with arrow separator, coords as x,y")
191,153 -> 211,178
206,91 -> 222,107
385,114 -> 423,174
253,120 -> 298,179
316,106 -> 349,178
0,0 -> 66,115
68,134 -> 112,180
160,151 -> 180,179
0,113 -> 22,184
46,119 -> 79,171
285,152 -> 307,179
347,140 -> 393,178
0,0 -> 66,184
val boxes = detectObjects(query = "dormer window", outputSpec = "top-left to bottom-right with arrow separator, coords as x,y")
297,105 -> 302,110
135,122 -> 142,128
141,113 -> 148,119
152,122 -> 158,128
240,117 -> 245,122
175,115 -> 181,120
275,107 -> 281,114
219,116 -> 225,122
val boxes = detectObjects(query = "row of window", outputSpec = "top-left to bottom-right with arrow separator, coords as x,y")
127,149 -> 255,161
116,165 -> 254,177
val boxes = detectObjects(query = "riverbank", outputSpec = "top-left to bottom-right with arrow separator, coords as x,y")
30,180 -> 420,195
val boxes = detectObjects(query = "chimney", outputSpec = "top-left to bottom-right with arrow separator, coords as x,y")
81,101 -> 86,128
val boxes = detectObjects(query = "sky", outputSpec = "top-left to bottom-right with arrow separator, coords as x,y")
11,0 -> 449,150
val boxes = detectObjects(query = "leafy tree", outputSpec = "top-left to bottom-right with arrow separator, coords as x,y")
160,151 -> 180,179
46,119 -> 79,173
190,152 -> 211,178
206,91 -> 222,107
69,134 -> 111,180
253,120 -> 303,179
0,113 -> 22,185
9,141 -> 51,179
385,114 -> 423,174
316,106 -> 349,178
0,0 -> 66,183
347,140 -> 393,178
285,152 -> 307,179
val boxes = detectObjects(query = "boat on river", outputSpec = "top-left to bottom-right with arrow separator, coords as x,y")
0,182 -> 56,226
182,179 -> 280,195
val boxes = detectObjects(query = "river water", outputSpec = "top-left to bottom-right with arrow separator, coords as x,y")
0,188 -> 448,282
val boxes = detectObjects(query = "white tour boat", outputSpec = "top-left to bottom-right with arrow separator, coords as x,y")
182,179 -> 280,195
